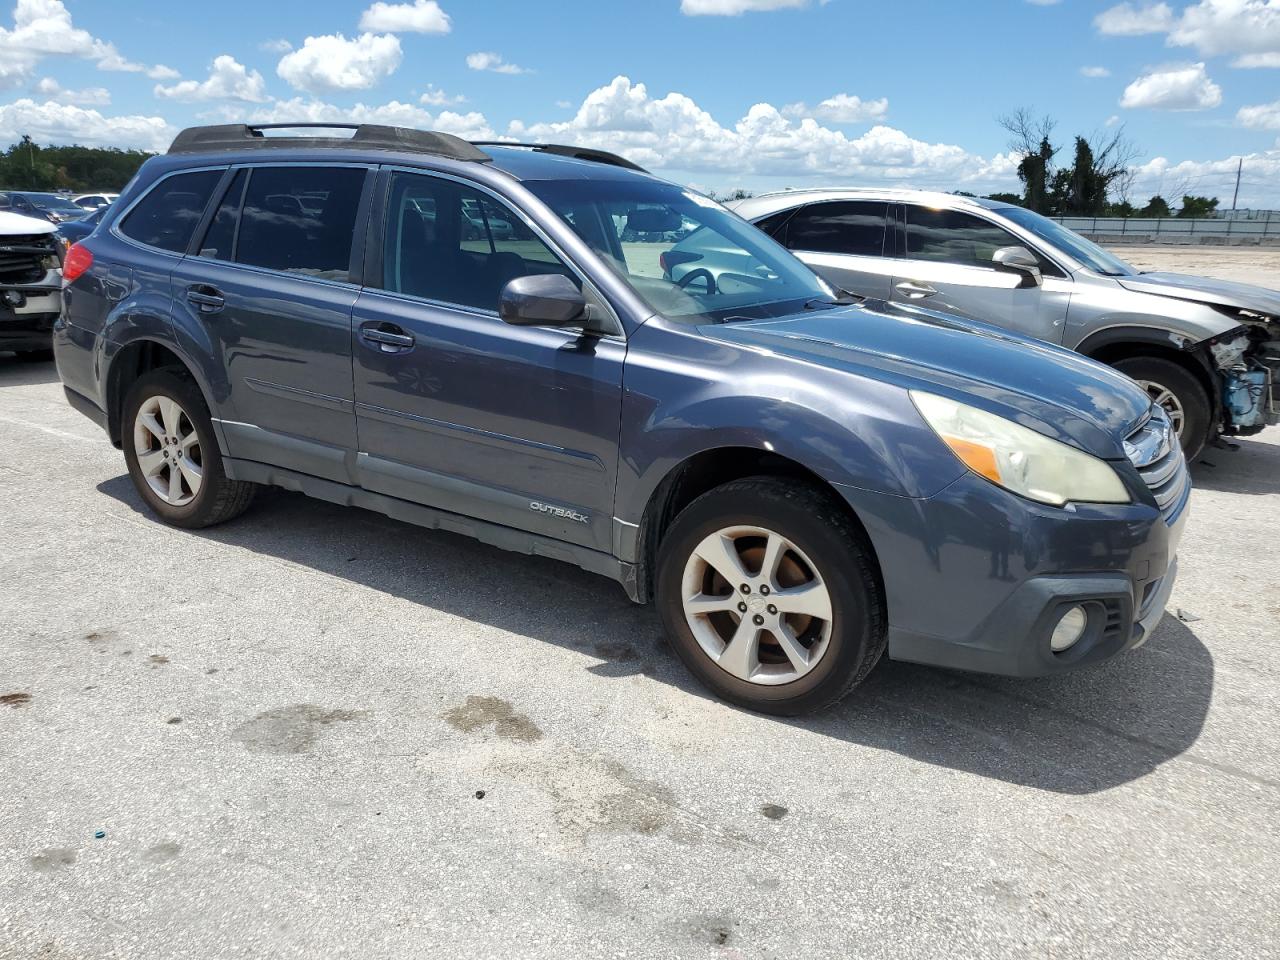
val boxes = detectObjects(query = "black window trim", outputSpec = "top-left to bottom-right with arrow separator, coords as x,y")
783,199 -> 892,259
109,164 -> 229,257
361,164 -> 624,338
182,160 -> 376,289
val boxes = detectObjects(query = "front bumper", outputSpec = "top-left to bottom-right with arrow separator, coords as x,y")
837,470 -> 1187,678
1,269 -> 61,351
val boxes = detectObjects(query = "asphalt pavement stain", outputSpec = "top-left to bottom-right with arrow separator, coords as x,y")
444,696 -> 542,743
231,704 -> 368,754
1,692 -> 32,708
760,803 -> 789,820
29,848 -> 75,872
149,654 -> 170,666
143,841 -> 182,863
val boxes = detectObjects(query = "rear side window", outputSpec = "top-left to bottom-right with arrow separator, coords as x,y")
233,166 -> 366,280
382,171 -> 576,311
118,170 -> 223,253
905,207 -> 1018,267
786,201 -> 887,257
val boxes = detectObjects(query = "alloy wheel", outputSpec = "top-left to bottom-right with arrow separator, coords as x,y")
1136,379 -> 1186,437
133,395 -> 203,506
680,525 -> 833,686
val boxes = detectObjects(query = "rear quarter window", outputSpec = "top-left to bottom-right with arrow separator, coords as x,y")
118,170 -> 223,254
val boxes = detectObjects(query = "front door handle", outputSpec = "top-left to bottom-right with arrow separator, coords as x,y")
895,280 -> 938,300
187,284 -> 225,313
359,322 -> 415,352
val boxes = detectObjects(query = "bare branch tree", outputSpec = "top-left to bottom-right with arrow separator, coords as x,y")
998,108 -> 1055,158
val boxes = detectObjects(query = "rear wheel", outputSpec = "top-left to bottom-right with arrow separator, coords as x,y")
656,477 -> 885,716
122,369 -> 255,528
1111,356 -> 1211,461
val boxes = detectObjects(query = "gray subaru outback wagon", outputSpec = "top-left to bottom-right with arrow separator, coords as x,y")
54,124 -> 1188,715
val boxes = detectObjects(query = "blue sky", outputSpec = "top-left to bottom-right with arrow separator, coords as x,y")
3,0 -> 1280,205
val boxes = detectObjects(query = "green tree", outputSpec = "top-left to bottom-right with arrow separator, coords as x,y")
1139,195 -> 1171,217
0,141 -> 153,192
1177,194 -> 1219,218
998,109 -> 1139,216
984,192 -> 1023,206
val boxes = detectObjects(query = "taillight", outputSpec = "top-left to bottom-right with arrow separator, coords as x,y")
62,242 -> 93,283
659,251 -> 670,275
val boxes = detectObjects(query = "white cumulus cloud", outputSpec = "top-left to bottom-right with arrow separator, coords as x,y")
814,93 -> 889,123
359,0 -> 451,33
247,97 -> 496,140
465,51 -> 529,74
419,84 -> 465,106
34,76 -> 110,106
0,97 -> 172,150
0,0 -> 167,86
1120,62 -> 1222,110
1094,2 -> 1175,35
155,55 -> 268,103
508,75 -> 1014,189
277,33 -> 402,93
1238,99 -> 1280,129
1080,65 -> 1112,78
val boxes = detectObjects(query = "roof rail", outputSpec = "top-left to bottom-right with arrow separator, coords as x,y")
167,123 -> 492,162
471,141 -> 647,173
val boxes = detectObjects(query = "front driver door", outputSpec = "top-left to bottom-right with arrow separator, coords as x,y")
351,169 -> 625,553
889,204 -> 1072,343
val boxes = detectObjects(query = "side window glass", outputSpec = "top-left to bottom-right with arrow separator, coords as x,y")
118,170 -> 223,253
382,172 -> 577,312
235,166 -> 366,280
786,201 -> 887,257
753,209 -> 794,240
905,207 -> 1018,267
198,169 -> 248,261
0,194 -> 9,209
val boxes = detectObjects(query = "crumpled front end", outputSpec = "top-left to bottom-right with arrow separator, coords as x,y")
0,229 -> 63,351
1205,309 -> 1280,434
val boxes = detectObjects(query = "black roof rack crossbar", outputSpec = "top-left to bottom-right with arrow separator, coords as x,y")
167,124 -> 492,162
471,141 -> 647,173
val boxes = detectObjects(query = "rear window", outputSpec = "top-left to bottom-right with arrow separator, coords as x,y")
233,166 -> 366,280
119,170 -> 223,253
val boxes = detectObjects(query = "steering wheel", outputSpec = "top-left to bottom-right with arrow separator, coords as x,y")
676,267 -> 718,295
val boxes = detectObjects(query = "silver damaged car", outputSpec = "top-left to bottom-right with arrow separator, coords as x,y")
726,189 -> 1280,459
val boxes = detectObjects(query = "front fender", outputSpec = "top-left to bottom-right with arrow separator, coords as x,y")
1065,282 -> 1242,353
614,319 -> 966,528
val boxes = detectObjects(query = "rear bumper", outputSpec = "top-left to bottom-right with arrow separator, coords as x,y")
837,471 -> 1187,678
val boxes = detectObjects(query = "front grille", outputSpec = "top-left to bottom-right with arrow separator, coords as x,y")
1124,405 -> 1189,522
0,232 -> 58,285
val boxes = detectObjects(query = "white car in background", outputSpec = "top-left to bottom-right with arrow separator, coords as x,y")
0,210 -> 62,358
73,193 -> 119,211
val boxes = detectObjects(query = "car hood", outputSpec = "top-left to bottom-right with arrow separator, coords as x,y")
705,299 -> 1152,457
0,210 -> 56,234
1118,271 -> 1280,316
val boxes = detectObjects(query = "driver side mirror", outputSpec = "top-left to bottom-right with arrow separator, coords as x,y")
499,274 -> 588,327
992,245 -> 1042,288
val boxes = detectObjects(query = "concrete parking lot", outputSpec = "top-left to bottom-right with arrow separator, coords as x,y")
2,247 -> 1278,959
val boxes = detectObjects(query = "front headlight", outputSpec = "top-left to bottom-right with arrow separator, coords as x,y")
911,391 -> 1130,507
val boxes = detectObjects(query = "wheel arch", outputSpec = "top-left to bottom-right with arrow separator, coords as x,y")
1075,324 -> 1220,424
632,445 -> 885,605
104,337 -> 220,449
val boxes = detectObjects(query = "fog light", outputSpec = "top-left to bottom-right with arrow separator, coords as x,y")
1050,605 -> 1088,652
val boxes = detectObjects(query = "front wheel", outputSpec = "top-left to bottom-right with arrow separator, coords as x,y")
655,477 -> 886,716
1111,356 -> 1211,461
122,369 -> 256,528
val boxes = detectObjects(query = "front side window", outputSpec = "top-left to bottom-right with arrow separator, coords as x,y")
232,166 -> 366,279
997,206 -> 1134,277
786,201 -> 887,257
528,179 -> 831,323
198,169 -> 248,262
904,207 -> 1019,268
119,170 -> 223,253
381,172 -> 576,311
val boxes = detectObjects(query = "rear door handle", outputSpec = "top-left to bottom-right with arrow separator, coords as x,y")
894,280 -> 937,300
359,322 -> 415,352
187,284 -> 225,312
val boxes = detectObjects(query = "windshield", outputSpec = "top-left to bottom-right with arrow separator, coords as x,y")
527,178 -> 833,323
28,193 -> 83,212
997,206 -> 1135,277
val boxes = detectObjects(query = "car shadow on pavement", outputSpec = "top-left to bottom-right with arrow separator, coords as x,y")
1190,436 -> 1280,496
0,355 -> 59,386
96,474 -> 1212,797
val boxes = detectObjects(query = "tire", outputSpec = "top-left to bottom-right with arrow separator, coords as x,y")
121,369 -> 256,528
655,477 -> 886,716
1111,357 -> 1211,461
